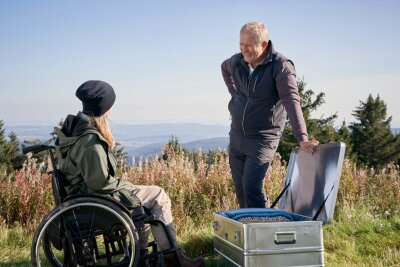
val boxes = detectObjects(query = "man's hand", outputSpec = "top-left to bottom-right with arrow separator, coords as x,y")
299,140 -> 319,155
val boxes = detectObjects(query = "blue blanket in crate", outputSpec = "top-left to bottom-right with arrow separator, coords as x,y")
218,208 -> 311,223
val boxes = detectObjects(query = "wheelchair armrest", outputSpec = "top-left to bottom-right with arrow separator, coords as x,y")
142,214 -> 156,223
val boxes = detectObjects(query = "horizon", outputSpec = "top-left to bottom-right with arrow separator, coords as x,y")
4,120 -> 400,129
3,120 -> 231,127
1,1 -> 400,127
3,121 -> 399,140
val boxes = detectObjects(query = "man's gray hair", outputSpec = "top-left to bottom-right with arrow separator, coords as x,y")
240,22 -> 269,44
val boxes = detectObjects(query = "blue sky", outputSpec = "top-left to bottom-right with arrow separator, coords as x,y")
1,1 -> 400,127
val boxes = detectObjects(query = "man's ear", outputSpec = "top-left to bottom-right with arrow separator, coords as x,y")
262,41 -> 268,50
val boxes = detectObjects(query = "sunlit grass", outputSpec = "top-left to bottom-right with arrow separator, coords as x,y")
1,209 -> 400,266
1,144 -> 400,266
324,204 -> 400,266
0,224 -> 31,266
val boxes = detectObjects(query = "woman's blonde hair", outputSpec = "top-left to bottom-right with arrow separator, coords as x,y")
91,115 -> 115,149
240,21 -> 269,45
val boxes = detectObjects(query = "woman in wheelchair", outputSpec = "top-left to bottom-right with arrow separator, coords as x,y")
52,80 -> 204,267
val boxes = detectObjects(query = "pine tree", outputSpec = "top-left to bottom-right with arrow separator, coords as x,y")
277,78 -> 338,162
0,120 -> 25,173
350,94 -> 400,169
0,120 -> 8,170
336,120 -> 355,160
7,131 -> 24,170
162,135 -> 188,161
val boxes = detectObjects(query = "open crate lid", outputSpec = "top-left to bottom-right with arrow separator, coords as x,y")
277,142 -> 346,223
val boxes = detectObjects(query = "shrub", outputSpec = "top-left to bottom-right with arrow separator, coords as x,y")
338,160 -> 400,217
0,144 -> 399,235
0,155 -> 53,232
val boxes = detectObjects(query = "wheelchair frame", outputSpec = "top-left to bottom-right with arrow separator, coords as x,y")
24,144 -> 180,267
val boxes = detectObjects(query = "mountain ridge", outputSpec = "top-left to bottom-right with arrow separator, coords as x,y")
4,123 -> 400,160
4,123 -> 230,159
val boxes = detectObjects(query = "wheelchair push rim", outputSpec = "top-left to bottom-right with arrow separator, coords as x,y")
31,198 -> 139,267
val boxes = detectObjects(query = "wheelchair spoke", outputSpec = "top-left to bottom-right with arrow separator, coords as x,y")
32,198 -> 139,267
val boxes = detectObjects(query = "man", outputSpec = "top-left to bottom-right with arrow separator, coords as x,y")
221,22 -> 319,208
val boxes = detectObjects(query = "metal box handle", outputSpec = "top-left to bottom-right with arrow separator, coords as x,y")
212,221 -> 220,231
274,231 -> 296,244
234,231 -> 241,242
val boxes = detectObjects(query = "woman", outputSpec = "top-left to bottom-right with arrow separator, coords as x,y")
54,80 -> 203,267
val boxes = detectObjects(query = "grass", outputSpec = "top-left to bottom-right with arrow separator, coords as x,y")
324,205 -> 400,267
1,206 -> 399,267
1,146 -> 400,266
0,225 -> 31,266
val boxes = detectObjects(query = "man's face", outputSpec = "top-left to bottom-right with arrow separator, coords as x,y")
240,30 -> 267,65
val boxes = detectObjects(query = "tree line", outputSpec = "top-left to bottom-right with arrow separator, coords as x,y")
277,79 -> 400,169
1,79 -> 400,173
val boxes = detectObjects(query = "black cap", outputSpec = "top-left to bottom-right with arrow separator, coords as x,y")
75,80 -> 116,117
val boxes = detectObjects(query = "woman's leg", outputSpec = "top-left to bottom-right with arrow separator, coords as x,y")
131,185 -> 178,250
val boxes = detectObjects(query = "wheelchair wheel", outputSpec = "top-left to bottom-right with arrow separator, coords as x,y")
31,197 -> 140,267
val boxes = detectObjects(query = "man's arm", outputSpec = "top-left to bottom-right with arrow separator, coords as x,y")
276,61 -> 319,153
221,56 -> 237,96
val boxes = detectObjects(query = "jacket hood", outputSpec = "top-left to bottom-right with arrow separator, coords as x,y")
55,112 -> 97,158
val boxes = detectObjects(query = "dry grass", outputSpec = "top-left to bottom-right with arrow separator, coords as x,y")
0,155 -> 53,232
0,144 -> 399,266
1,145 -> 399,234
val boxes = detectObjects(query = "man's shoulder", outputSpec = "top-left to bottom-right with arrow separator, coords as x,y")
272,50 -> 290,64
231,52 -> 243,60
226,53 -> 243,66
267,42 -> 290,63
270,48 -> 295,74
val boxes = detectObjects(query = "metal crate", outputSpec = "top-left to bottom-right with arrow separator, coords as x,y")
213,142 -> 346,267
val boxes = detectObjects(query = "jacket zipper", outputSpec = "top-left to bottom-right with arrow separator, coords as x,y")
242,73 -> 259,136
242,100 -> 249,135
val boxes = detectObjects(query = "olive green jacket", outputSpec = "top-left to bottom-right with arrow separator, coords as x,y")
54,112 -> 140,208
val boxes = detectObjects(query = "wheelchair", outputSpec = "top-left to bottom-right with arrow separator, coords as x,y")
23,144 -> 181,267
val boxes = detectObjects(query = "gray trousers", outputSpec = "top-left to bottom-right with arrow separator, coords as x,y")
229,131 -> 279,208
129,185 -> 178,250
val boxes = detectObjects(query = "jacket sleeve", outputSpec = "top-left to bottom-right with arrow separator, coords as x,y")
75,138 -> 120,193
221,55 -> 237,96
275,61 -> 308,143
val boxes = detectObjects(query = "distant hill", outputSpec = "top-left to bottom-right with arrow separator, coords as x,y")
4,123 -> 230,160
4,125 -> 55,142
112,123 -> 229,142
183,137 -> 229,152
5,123 -> 229,142
125,137 -> 229,161
124,142 -> 164,160
5,123 -> 400,162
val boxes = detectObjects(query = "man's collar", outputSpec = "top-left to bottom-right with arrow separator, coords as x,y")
261,40 -> 274,64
